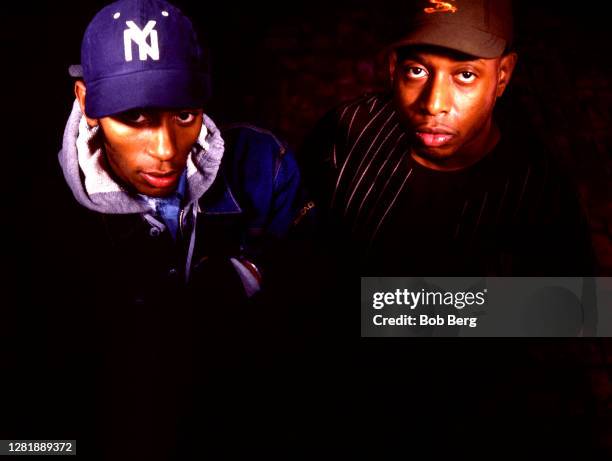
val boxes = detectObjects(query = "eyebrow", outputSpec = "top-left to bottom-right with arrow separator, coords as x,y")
397,47 -> 486,66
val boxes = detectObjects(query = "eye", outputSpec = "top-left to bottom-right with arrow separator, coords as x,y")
405,66 -> 428,80
457,71 -> 476,83
175,111 -> 199,124
121,110 -> 147,123
118,110 -> 148,124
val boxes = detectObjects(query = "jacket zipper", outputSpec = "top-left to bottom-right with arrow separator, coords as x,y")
179,208 -> 186,238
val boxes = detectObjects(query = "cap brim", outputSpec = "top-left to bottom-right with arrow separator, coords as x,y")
389,22 -> 507,59
84,69 -> 208,118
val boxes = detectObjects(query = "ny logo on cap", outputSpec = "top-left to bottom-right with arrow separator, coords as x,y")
123,20 -> 159,62
424,0 -> 458,14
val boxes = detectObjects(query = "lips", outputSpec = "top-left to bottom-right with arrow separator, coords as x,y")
414,126 -> 457,148
140,170 -> 180,189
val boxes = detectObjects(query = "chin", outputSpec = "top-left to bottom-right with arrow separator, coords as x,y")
146,189 -> 175,198
414,148 -> 457,161
134,185 -> 171,197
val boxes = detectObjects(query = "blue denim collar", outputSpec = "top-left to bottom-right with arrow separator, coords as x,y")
202,174 -> 242,215
140,170 -> 188,240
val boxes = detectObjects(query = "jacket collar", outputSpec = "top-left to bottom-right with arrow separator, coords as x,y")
199,172 -> 242,215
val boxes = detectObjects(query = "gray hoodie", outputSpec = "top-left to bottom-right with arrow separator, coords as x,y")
58,99 -> 225,215
58,99 -> 259,295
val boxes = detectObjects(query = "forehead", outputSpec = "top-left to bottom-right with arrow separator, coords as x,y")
396,45 -> 494,67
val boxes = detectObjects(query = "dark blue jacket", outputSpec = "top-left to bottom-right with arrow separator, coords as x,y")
34,124 -> 309,460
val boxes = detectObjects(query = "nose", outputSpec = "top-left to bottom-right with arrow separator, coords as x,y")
147,120 -> 177,161
421,72 -> 451,116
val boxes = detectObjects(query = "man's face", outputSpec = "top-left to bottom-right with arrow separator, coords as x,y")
75,82 -> 203,197
390,46 -> 516,170
96,109 -> 203,197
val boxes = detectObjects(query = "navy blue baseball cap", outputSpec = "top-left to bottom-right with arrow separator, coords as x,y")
71,0 -> 209,118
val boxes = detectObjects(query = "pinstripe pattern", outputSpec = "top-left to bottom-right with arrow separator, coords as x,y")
370,166 -> 413,245
362,155 -> 411,237
313,93 -> 586,274
513,165 -> 531,220
332,101 -> 391,207
369,97 -> 378,113
345,105 -> 360,142
353,131 -> 406,225
343,116 -> 397,215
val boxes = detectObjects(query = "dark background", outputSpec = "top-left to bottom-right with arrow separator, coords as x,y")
3,0 -> 612,456
21,0 -> 611,274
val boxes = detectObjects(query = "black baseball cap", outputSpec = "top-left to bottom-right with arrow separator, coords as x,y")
390,0 -> 514,58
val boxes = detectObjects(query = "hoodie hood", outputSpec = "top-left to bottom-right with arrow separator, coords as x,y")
58,99 -> 225,214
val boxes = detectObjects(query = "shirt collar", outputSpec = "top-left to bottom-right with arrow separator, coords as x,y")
138,169 -> 188,212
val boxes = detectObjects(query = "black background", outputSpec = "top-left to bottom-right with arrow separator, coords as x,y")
3,0 -> 612,457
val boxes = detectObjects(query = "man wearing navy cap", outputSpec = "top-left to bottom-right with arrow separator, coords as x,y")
40,0 -> 305,458
302,0 -> 595,276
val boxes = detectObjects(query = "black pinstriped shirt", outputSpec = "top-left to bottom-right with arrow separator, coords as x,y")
302,93 -> 595,275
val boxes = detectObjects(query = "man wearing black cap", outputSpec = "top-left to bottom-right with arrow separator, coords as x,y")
30,0 -> 304,458
293,2 -> 599,457
302,0 -> 595,276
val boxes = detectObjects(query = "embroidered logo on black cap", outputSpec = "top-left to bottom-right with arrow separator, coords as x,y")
424,0 -> 458,14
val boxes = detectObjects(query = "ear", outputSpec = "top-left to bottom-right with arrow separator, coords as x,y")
388,50 -> 397,86
74,80 -> 99,127
496,52 -> 518,98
